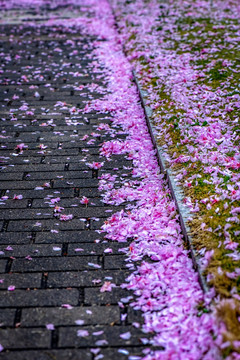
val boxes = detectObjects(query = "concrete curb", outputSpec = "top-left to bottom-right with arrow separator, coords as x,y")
133,70 -> 208,293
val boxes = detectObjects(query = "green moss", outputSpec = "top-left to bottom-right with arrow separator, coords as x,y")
128,33 -> 136,41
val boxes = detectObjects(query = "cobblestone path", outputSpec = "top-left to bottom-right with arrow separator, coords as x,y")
0,6 -> 146,360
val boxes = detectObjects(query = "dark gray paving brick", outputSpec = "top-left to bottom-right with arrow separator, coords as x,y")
0,209 -> 53,220
6,188 -> 74,199
0,309 -> 15,327
58,325 -> 144,348
7,218 -> 86,232
104,255 -> 128,269
67,242 -> 127,256
0,273 -> 41,289
101,347 -> 146,360
84,288 -> 129,305
0,289 -> 79,307
1,164 -> 66,173
1,142 -> 57,151
42,156 -> 102,165
0,328 -> 50,349
0,244 -> 62,258
0,260 -> 7,273
90,218 -> 105,229
0,349 -> 92,360
0,200 -> 29,209
35,230 -> 105,244
78,188 -> 100,198
11,256 -> 100,272
0,207 -> 122,220
0,173 -> 23,181
1,157 -> 41,166
47,270 -> 130,288
0,181 -> 50,190
0,232 -> 32,245
27,170 -> 91,181
21,306 -> 120,326
128,307 -> 144,324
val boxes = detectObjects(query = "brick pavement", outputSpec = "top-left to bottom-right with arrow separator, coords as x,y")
0,6 -> 149,360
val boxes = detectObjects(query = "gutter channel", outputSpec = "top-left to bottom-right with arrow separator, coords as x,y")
132,70 -> 208,293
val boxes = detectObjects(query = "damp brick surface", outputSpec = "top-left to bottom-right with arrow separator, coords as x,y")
0,7 -> 146,359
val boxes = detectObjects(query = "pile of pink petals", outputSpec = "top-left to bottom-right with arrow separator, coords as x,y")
77,1 -> 222,359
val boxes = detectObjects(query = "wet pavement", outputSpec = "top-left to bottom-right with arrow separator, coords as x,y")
0,5 -> 147,360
